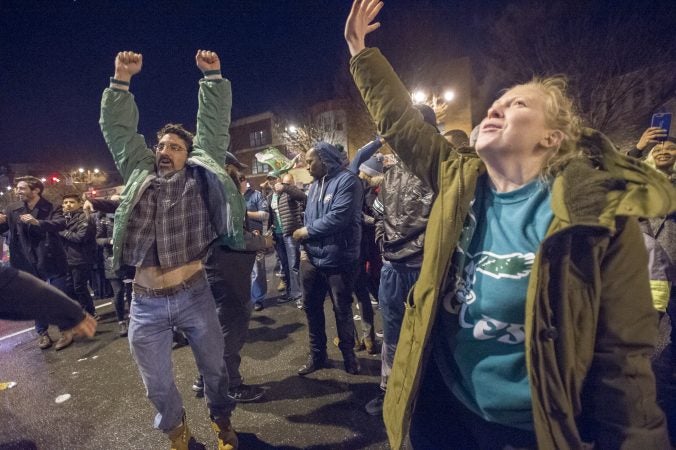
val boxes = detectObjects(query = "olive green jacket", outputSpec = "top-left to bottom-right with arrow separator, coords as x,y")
351,48 -> 673,449
99,78 -> 245,270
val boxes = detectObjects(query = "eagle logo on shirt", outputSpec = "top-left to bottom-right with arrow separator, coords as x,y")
473,251 -> 535,280
442,250 -> 534,345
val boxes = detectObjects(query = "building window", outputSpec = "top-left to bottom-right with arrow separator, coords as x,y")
251,158 -> 269,175
249,130 -> 267,147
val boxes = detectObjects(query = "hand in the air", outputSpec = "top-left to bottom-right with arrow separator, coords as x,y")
114,51 -> 143,80
196,49 -> 221,73
345,0 -> 384,56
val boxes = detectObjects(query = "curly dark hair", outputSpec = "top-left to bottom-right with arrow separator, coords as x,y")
156,123 -> 194,152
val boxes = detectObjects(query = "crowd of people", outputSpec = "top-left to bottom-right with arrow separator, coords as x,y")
1,1 -> 675,449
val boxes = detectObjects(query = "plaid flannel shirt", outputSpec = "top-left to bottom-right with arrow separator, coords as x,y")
122,166 -> 216,268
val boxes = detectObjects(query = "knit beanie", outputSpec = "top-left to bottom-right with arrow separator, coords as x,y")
359,154 -> 384,177
414,104 -> 439,133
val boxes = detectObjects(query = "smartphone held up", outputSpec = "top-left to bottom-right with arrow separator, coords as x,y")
651,113 -> 672,142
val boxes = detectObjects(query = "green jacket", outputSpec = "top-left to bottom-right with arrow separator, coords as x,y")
99,78 -> 245,270
351,48 -> 673,449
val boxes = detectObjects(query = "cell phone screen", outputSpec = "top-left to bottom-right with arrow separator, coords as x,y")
651,113 -> 672,141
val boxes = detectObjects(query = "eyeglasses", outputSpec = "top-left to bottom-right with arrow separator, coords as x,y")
154,143 -> 187,153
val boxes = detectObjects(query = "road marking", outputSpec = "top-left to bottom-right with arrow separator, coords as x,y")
0,301 -> 112,342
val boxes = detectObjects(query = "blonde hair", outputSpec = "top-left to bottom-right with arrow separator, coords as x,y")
514,76 -> 583,178
358,171 -> 384,187
644,142 -> 676,176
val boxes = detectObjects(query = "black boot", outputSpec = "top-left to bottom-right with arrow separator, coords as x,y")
343,351 -> 360,375
298,354 -> 328,376
191,374 -> 204,397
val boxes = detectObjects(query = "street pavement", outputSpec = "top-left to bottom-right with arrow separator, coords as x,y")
0,254 -> 390,450
2,253 -> 674,449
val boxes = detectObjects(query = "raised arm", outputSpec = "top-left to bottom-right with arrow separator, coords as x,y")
99,51 -> 154,183
283,184 -> 307,202
348,137 -> 383,174
627,127 -> 667,159
344,0 -> 383,57
192,50 -> 232,165
345,0 -> 455,193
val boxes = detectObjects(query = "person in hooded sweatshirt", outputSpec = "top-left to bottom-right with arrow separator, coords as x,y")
292,142 -> 364,376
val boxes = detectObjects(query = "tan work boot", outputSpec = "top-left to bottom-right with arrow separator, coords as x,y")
38,333 -> 53,349
211,416 -> 238,450
363,337 -> 377,355
167,417 -> 192,450
54,330 -> 73,351
276,279 -> 287,292
333,336 -> 365,351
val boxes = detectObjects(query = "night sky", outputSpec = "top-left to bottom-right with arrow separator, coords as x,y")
3,0 -> 512,170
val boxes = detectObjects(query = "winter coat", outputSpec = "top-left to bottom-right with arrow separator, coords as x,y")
99,78 -> 244,271
0,197 -> 67,279
640,208 -> 676,280
374,162 -> 433,266
267,184 -> 306,236
351,47 -> 673,450
59,209 -> 96,267
642,232 -> 672,312
96,213 -> 117,279
303,143 -> 363,268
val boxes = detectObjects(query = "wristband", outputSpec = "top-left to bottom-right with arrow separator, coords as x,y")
203,70 -> 221,76
110,77 -> 130,86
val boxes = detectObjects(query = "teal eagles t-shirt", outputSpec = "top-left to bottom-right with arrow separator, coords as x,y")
433,174 -> 553,430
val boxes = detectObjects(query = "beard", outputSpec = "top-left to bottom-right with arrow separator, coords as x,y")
157,156 -> 175,176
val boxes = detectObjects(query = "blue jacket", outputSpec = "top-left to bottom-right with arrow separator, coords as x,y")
303,142 -> 363,268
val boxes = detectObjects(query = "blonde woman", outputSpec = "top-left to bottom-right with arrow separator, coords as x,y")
345,1 -> 674,449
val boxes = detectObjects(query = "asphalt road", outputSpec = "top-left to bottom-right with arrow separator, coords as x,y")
0,254 -> 390,450
1,254 -> 674,449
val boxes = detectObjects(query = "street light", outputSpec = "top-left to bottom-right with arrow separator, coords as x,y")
412,90 -> 427,103
78,168 -> 85,173
5,186 -> 10,191
287,125 -> 298,133
443,90 -> 456,102
93,168 -> 100,174
40,178 -> 47,183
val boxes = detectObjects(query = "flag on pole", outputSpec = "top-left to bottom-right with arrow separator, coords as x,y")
255,147 -> 300,177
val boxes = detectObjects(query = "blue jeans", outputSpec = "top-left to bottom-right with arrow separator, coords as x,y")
378,261 -> 420,389
35,273 -> 72,334
274,234 -> 302,299
128,274 -> 234,431
250,251 -> 267,304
